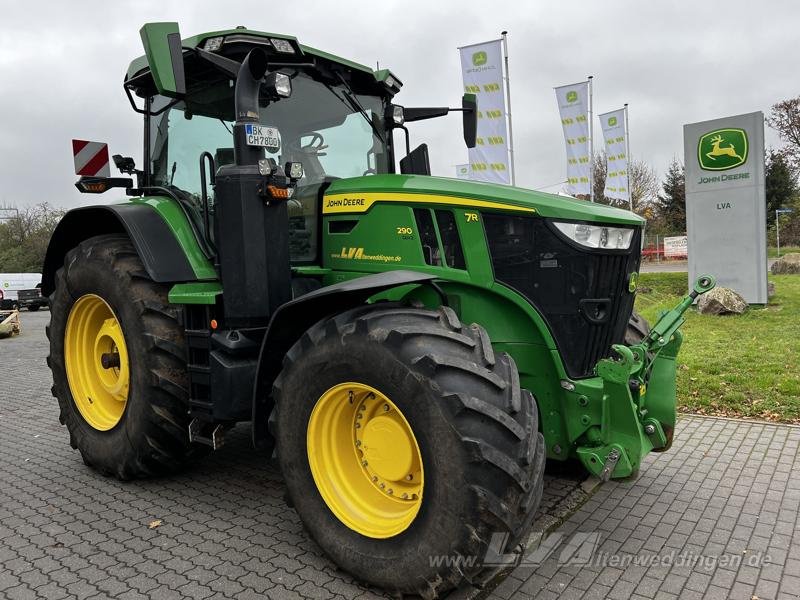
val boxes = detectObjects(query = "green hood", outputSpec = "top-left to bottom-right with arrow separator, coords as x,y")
327,175 -> 645,226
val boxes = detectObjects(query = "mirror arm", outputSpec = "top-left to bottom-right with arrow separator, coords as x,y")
397,125 -> 411,155
124,85 -> 180,116
194,47 -> 241,78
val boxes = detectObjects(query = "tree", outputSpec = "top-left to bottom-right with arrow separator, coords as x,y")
767,97 -> 800,170
590,152 -> 659,214
650,158 -> 686,234
765,149 -> 798,225
0,203 -> 65,272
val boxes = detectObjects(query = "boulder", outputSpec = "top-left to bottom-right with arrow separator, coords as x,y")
771,253 -> 800,274
697,287 -> 747,315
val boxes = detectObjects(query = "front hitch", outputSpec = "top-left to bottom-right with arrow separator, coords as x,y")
640,275 -> 716,354
577,275 -> 716,479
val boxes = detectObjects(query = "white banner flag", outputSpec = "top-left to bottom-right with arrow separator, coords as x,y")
455,164 -> 470,179
460,40 -> 510,184
554,82 -> 591,197
599,108 -> 629,204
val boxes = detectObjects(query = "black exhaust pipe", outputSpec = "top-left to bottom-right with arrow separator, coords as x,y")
214,48 -> 292,328
233,48 -> 269,167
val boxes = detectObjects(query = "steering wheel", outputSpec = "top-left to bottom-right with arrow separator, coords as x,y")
297,132 -> 328,156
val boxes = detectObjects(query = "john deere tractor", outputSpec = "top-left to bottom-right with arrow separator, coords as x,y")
43,23 -> 714,597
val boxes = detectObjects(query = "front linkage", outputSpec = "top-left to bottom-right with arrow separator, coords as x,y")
577,275 -> 716,480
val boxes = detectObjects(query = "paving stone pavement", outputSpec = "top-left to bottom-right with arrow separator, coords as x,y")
0,310 -> 585,600
483,416 -> 800,600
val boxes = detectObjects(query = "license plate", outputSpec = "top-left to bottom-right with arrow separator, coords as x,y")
245,124 -> 281,152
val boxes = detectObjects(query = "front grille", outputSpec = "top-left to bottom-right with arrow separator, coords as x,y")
483,214 -> 641,378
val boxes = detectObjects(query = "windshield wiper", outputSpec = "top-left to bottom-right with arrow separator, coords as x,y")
330,72 -> 386,143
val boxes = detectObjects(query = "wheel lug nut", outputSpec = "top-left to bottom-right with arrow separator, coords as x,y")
383,404 -> 389,412
372,476 -> 378,482
380,483 -> 385,489
355,423 -> 360,429
402,493 -> 408,499
387,489 -> 393,495
406,474 -> 413,481
362,460 -> 368,467
355,440 -> 361,447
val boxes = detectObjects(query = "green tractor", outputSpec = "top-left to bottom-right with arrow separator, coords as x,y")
43,22 -> 714,597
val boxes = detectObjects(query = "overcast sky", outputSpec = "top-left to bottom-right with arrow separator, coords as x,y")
0,0 -> 795,209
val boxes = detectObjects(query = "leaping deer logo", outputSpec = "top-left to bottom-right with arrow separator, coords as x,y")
706,134 -> 743,162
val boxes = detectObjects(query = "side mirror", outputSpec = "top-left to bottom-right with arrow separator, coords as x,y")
140,22 -> 186,98
400,144 -> 431,176
462,93 -> 477,149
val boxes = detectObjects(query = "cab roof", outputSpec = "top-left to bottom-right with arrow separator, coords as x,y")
125,27 -> 402,94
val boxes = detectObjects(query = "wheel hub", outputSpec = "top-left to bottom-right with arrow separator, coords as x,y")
64,294 -> 130,431
307,382 -> 424,538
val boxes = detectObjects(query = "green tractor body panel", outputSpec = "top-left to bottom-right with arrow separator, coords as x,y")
324,174 -> 645,226
128,197 -> 217,280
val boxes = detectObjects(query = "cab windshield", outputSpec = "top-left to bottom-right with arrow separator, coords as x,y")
148,69 -> 390,261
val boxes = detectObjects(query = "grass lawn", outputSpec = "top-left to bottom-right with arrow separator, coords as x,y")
768,246 -> 800,258
634,272 -> 800,423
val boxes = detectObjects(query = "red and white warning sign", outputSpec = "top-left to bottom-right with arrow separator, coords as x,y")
72,140 -> 110,178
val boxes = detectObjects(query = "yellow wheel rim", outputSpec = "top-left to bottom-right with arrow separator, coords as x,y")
64,294 -> 130,431
307,382 -> 424,538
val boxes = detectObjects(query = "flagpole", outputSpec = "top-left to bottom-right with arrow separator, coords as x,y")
624,103 -> 632,211
501,31 -> 516,186
588,75 -> 594,202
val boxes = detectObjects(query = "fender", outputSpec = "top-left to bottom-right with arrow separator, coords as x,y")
42,199 -> 215,296
251,270 -> 437,450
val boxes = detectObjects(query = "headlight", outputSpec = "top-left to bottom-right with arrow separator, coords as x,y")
553,221 -> 634,249
203,36 -> 224,52
284,161 -> 304,180
270,38 -> 295,54
392,105 -> 404,125
264,72 -> 292,98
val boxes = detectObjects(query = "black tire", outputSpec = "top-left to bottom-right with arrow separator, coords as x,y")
625,310 -> 650,345
47,234 -> 198,479
274,304 -> 546,598
28,304 -> 40,312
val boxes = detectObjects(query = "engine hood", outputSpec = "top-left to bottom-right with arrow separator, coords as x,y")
326,174 -> 645,227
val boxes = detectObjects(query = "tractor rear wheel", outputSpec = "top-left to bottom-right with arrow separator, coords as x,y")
274,304 -> 545,598
47,234 -> 198,479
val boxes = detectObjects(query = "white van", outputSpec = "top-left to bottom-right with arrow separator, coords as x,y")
0,273 -> 42,309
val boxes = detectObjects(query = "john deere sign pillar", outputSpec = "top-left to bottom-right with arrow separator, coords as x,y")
683,112 -> 767,303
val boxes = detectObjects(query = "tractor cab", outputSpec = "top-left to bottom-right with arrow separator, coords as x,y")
122,26 -> 474,265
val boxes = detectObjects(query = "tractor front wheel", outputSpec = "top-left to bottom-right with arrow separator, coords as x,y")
47,234 -> 198,479
274,304 -> 545,598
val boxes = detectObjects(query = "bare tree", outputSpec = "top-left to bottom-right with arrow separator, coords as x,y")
0,203 -> 65,272
591,152 -> 659,214
767,97 -> 800,169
